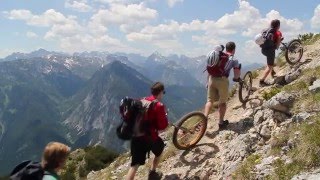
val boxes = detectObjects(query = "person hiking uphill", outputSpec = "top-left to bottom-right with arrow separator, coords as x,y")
204,42 -> 241,129
126,82 -> 169,180
259,19 -> 283,87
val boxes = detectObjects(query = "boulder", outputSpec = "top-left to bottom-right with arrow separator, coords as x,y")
264,92 -> 295,113
309,79 -> 320,93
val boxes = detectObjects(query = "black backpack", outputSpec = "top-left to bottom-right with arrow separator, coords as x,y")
260,28 -> 276,49
116,97 -> 157,140
10,160 -> 44,180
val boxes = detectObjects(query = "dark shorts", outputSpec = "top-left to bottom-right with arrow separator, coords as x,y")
130,136 -> 165,166
261,48 -> 276,66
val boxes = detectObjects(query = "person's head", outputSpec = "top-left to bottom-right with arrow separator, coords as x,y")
226,42 -> 236,55
151,82 -> 165,100
271,19 -> 280,30
41,142 -> 71,171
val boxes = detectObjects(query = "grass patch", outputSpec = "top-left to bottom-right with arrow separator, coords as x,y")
271,159 -> 304,180
291,117 -> 320,167
232,154 -> 261,180
267,116 -> 320,179
302,66 -> 320,79
283,81 -> 308,92
262,87 -> 281,100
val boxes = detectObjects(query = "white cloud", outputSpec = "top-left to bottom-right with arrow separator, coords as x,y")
89,3 -> 157,33
311,4 -> 320,30
65,0 -> 92,12
168,0 -> 183,8
4,9 -> 135,54
5,9 -> 78,27
91,3 -> 157,24
26,31 -> 38,38
4,9 -> 33,20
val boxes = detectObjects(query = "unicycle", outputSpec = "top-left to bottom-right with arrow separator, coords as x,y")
238,71 -> 253,103
280,39 -> 303,65
172,111 -> 207,150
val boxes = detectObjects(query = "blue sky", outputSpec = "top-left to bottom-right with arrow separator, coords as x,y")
0,0 -> 319,63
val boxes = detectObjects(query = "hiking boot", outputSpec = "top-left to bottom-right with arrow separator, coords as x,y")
271,70 -> 277,78
148,170 -> 162,180
218,120 -> 229,130
259,80 -> 268,87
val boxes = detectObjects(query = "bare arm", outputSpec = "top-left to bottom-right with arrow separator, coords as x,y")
233,68 -> 241,79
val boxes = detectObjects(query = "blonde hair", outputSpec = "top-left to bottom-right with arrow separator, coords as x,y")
41,142 -> 71,170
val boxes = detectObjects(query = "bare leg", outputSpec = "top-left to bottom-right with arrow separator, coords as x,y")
204,101 -> 212,117
218,103 -> 227,124
126,165 -> 139,180
261,65 -> 273,81
151,155 -> 161,171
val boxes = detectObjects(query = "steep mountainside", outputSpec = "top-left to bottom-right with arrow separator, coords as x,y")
63,61 -> 152,152
142,52 -> 203,87
88,35 -> 320,180
0,58 -> 84,174
63,61 -> 207,152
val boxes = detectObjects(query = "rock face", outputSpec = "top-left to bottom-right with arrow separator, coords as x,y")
292,112 -> 311,123
285,69 -> 302,84
264,92 -> 295,114
292,168 -> 320,180
309,79 -> 320,92
219,134 -> 255,177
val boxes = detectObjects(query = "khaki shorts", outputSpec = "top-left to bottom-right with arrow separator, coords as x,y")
207,76 -> 229,104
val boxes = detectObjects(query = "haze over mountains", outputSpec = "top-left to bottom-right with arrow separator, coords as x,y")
0,49 -> 262,174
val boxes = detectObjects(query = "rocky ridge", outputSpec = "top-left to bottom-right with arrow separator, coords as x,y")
87,37 -> 320,180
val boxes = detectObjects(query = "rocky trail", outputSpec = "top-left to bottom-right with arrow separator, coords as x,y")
88,38 -> 320,180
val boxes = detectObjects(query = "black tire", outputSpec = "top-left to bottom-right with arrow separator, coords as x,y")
285,39 -> 303,65
239,71 -> 253,103
172,111 -> 207,150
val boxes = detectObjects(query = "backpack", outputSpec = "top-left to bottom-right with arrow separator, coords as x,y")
116,97 -> 157,140
254,28 -> 276,48
206,50 -> 230,77
10,160 -> 44,180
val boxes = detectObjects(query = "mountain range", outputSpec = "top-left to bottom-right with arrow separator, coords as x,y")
0,49 -> 262,175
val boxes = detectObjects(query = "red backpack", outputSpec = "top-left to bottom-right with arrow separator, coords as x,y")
206,51 -> 230,77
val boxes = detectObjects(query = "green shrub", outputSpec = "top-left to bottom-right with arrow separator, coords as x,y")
232,154 -> 261,180
84,145 -> 118,172
60,171 -> 76,180
60,161 -> 76,180
262,87 -> 281,100
79,165 -> 87,178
